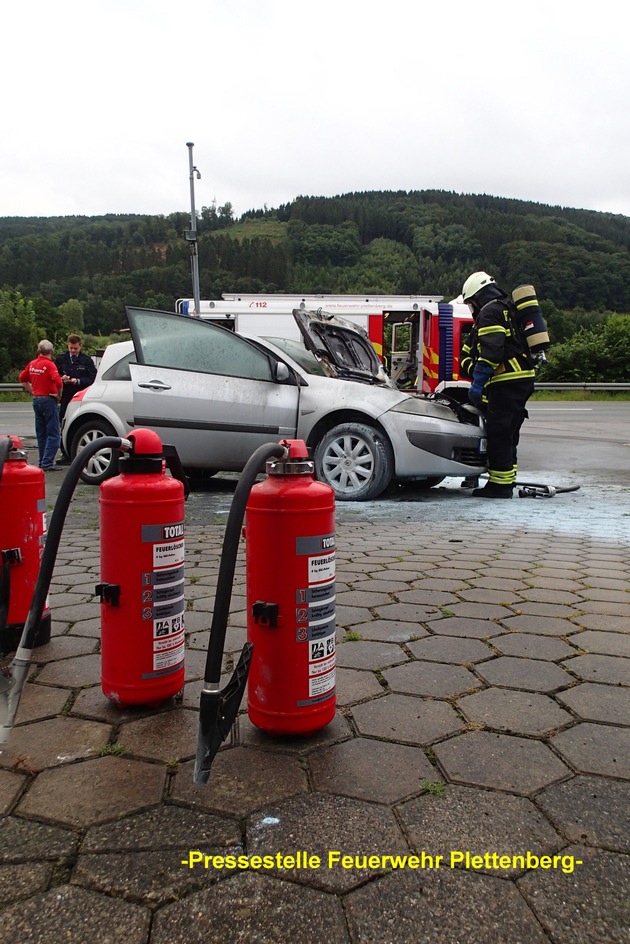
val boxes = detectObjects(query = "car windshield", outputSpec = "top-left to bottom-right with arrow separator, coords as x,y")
261,337 -> 325,376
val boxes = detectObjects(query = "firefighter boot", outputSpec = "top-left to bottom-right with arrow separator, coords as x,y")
472,483 -> 513,499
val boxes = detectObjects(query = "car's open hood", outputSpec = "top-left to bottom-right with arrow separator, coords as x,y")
292,308 -> 394,387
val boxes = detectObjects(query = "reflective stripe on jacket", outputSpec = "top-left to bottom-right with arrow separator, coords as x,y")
460,299 -> 535,384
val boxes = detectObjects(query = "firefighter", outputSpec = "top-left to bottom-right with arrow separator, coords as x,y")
461,272 -> 536,498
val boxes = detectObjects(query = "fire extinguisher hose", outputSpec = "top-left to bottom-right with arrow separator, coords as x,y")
194,441 -> 287,785
0,437 -> 130,743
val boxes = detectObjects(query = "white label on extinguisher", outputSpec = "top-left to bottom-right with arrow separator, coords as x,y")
154,629 -> 185,652
309,669 -> 335,698
309,653 -> 335,677
308,552 -> 335,583
154,641 -> 185,671
153,539 -> 185,567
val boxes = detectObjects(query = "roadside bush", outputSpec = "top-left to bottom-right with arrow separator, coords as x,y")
539,314 -> 630,382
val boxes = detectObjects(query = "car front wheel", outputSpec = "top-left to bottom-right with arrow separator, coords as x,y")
313,423 -> 394,501
71,419 -> 119,485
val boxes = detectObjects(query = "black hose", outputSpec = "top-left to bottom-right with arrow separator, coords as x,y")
202,441 -> 286,684
17,437 -> 125,652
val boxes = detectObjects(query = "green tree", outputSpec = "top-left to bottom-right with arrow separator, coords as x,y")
58,298 -> 85,332
539,315 -> 630,382
0,290 -> 40,380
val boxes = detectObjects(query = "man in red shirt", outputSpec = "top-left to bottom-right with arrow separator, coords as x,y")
19,340 -> 64,471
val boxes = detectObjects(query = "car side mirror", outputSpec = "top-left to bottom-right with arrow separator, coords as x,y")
274,362 -> 291,382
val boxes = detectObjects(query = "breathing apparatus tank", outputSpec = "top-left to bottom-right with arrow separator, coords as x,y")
512,284 -> 550,356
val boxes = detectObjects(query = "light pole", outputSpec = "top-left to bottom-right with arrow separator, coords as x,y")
186,142 -> 201,316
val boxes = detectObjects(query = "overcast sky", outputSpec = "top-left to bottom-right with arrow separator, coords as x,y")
2,0 -> 629,221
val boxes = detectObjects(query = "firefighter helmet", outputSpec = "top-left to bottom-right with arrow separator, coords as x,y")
462,271 -> 496,303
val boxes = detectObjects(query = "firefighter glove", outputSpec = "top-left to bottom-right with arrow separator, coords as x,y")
468,362 -> 494,407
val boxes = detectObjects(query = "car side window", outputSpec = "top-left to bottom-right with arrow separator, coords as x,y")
128,308 -> 273,382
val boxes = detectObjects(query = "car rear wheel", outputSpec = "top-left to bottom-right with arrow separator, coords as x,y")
313,423 -> 394,501
71,419 -> 118,485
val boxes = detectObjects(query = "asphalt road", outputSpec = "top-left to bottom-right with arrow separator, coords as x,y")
3,401 -> 630,541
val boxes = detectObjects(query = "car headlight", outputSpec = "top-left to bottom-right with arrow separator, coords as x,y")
390,397 -> 459,421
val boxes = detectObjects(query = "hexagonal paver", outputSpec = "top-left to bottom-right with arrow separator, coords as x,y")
475,656 -> 572,693
551,723 -> 630,779
246,793 -> 407,893
557,682 -> 630,725
33,654 -> 102,688
458,689 -> 572,736
238,712 -> 353,753
82,805 -> 240,853
383,661 -> 481,698
0,817 -> 79,864
518,846 -> 630,944
14,684 -> 70,724
335,640 -> 408,670
567,630 -> 630,658
335,668 -> 384,706
500,615 -> 575,636
16,756 -> 166,827
425,617 -> 505,639
434,731 -> 570,795
0,717 -> 112,772
345,868 -> 548,944
119,709 -> 199,763
373,602 -> 441,624
561,654 -> 630,686
170,749 -> 308,817
0,770 -> 26,815
0,863 -> 53,907
407,636 -> 493,664
398,784 -> 561,876
345,619 -> 429,643
151,873 -> 349,944
0,884 -> 150,944
309,738 -> 438,803
352,694 -> 462,745
492,633 -> 575,661
537,775 -> 630,852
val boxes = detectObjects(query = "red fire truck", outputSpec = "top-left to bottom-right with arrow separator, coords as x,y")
175,294 -> 473,393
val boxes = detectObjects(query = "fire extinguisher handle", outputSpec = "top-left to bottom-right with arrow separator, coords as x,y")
162,444 -> 190,499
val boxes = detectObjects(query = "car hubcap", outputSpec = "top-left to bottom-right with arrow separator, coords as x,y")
79,431 -> 112,476
322,434 -> 374,494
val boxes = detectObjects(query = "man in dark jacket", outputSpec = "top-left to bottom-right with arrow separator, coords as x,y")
55,334 -> 97,463
460,272 -> 536,498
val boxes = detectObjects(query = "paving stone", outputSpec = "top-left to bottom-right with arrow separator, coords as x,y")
561,653 -> 630,685
352,693 -> 462,745
0,769 -> 27,814
0,884 -> 150,944
335,589 -> 393,608
170,748 -> 308,817
309,737 -> 438,803
398,784 -> 561,876
556,683 -> 630,726
344,619 -> 429,643
383,661 -> 481,698
15,684 -> 70,724
458,689 -> 572,736
0,863 -> 53,906
578,587 -> 630,603
573,614 -> 630,633
34,653 -> 102,688
567,630 -> 630,658
335,604 -> 374,627
406,635 -> 493,664
475,656 -> 573,693
335,667 -> 384,706
82,804 -> 241,853
515,602 -> 579,618
151,872 -> 350,944
16,756 -> 166,827
246,793 -> 407,893
0,716 -> 112,772
345,868 -> 548,944
578,600 -> 630,617
119,709 -> 199,763
238,712 -> 353,753
425,617 -> 505,639
70,686 -> 171,723
347,577 -> 411,593
500,614 -> 575,636
0,817 -> 79,863
456,588 -> 523,606
537,775 -> 630,851
518,845 -> 630,944
492,632 -> 575,661
434,731 -> 570,795
551,723 -> 630,779
373,602 -> 441,623
335,639 -> 408,670
30,635 -> 99,661
439,602 -> 514,620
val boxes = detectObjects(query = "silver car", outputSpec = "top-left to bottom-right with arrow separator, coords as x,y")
62,307 -> 486,501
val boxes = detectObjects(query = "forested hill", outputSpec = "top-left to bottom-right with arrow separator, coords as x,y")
1,189 -> 630,339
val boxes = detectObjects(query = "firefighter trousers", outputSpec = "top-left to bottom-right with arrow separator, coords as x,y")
484,378 -> 535,487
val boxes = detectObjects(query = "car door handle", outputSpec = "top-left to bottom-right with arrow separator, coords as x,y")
137,380 -> 172,391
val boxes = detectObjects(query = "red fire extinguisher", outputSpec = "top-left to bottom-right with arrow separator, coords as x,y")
245,439 -> 336,735
98,429 -> 187,706
0,436 -> 51,655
